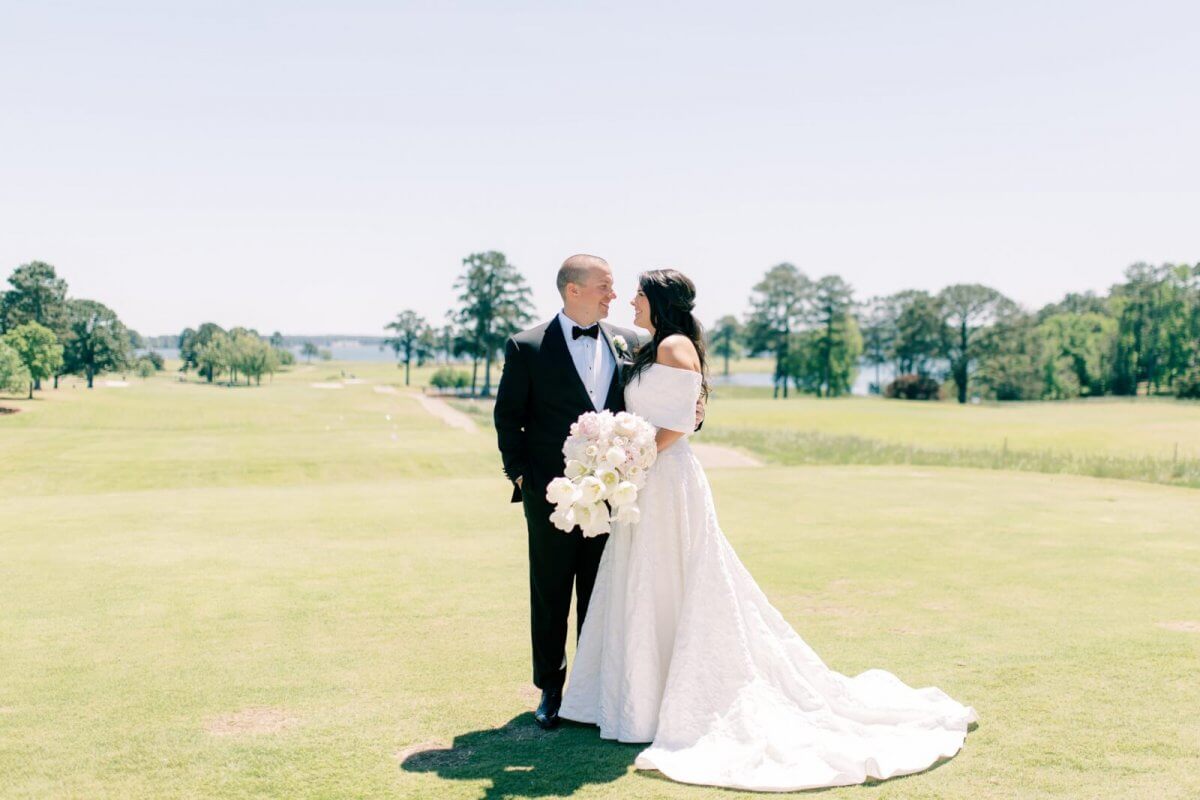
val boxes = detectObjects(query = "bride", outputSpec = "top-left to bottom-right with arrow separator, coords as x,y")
558,269 -> 978,792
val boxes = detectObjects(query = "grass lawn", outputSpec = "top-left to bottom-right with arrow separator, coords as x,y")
700,393 -> 1200,489
2,364 -> 1198,798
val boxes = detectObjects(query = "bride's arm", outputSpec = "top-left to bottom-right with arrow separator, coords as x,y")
654,335 -> 702,454
655,427 -> 687,453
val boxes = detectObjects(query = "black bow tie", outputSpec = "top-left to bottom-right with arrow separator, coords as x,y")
571,325 -> 599,340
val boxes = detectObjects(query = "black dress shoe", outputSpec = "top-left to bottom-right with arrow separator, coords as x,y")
534,689 -> 562,730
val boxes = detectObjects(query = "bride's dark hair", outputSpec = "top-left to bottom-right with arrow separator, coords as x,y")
627,269 -> 709,400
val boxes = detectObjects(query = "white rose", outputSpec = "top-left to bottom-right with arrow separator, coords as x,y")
584,444 -> 599,459
608,481 -> 637,507
564,459 -> 587,479
577,475 -> 605,505
616,504 -> 640,525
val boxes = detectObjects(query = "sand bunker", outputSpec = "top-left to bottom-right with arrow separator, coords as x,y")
309,382 -> 344,389
103,380 -> 130,388
1157,621 -> 1200,633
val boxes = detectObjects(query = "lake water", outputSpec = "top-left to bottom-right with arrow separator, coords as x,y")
149,342 -> 394,363
149,343 -> 896,396
712,364 -> 896,396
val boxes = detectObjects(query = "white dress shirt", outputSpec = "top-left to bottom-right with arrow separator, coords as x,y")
557,310 -> 615,410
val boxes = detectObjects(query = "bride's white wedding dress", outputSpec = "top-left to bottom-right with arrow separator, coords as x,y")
559,363 -> 977,793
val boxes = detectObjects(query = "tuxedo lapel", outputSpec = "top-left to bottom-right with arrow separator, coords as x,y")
598,322 -> 620,367
599,322 -> 627,410
543,316 -> 594,411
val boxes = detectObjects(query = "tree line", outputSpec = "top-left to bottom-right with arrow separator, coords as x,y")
176,324 -> 297,386
0,261 -> 304,398
391,255 -> 1200,403
707,260 -> 1200,402
8,255 -> 1194,404
0,262 -> 140,398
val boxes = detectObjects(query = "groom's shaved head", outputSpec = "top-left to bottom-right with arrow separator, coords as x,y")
557,254 -> 609,297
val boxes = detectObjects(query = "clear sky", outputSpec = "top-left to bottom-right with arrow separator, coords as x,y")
2,1 -> 1197,336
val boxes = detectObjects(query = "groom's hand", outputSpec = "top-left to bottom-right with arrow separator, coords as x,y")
516,476 -> 523,489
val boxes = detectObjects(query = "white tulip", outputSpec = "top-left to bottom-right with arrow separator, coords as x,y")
604,446 -> 627,468
581,507 -> 612,538
608,481 -> 638,507
546,476 -> 581,507
577,476 -> 605,505
549,504 -> 576,532
595,467 -> 620,496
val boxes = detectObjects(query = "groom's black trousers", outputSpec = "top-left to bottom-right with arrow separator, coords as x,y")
522,487 -> 608,692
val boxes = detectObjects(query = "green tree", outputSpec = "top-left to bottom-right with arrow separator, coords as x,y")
180,323 -> 227,381
2,322 -> 63,399
745,263 -> 811,398
417,326 -> 437,367
808,276 -> 860,397
710,315 -> 742,376
786,316 -> 863,397
1037,312 -> 1117,398
438,323 -> 455,363
973,310 -> 1042,401
2,261 -> 70,388
227,330 -> 277,386
858,296 -> 897,394
0,340 -> 31,395
195,332 -> 231,384
453,251 -> 534,396
384,310 -> 429,386
1108,263 -> 1198,396
61,300 -> 131,389
891,291 -> 947,378
2,261 -> 68,334
301,341 -> 319,362
1035,291 -> 1110,322
938,284 -> 1018,403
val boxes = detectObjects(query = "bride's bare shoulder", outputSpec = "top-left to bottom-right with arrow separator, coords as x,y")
656,334 -> 701,372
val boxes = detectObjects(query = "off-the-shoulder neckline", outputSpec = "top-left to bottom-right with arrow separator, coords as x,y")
650,362 -> 703,378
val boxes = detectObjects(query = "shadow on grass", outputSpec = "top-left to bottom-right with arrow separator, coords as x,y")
401,714 -> 639,799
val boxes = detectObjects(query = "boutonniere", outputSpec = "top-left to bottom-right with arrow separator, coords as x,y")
612,335 -> 630,356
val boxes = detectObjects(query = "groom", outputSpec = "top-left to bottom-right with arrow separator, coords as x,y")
493,254 -> 639,730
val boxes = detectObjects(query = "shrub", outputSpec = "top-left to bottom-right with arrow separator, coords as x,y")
430,367 -> 470,390
884,373 -> 941,400
135,358 -> 157,379
1177,367 -> 1200,399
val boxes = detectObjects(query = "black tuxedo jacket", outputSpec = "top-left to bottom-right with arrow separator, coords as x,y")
494,316 -> 639,503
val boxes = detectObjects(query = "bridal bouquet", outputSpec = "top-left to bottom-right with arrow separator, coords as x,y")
545,410 -> 657,537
